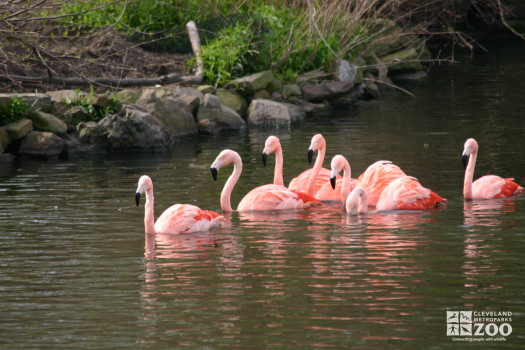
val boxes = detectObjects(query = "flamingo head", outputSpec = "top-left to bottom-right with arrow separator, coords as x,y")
262,136 -> 280,167
308,134 -> 325,164
136,175 -> 153,206
210,149 -> 240,181
462,138 -> 478,169
330,155 -> 347,189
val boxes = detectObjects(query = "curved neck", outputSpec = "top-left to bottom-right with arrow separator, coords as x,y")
274,145 -> 284,187
464,151 -> 477,200
221,154 -> 242,212
346,187 -> 368,214
306,145 -> 325,196
340,160 -> 352,203
144,188 -> 156,234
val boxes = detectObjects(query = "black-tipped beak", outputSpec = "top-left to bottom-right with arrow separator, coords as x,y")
211,167 -> 218,181
262,152 -> 268,167
135,192 -> 141,207
330,176 -> 336,190
462,154 -> 469,170
308,149 -> 314,164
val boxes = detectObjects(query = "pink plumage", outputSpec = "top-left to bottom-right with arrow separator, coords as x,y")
376,176 -> 447,210
357,160 -> 407,207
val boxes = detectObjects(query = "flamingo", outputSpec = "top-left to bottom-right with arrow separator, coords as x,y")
376,175 -> 447,210
135,175 -> 223,234
462,138 -> 523,199
261,135 -> 285,186
288,134 -> 342,201
345,186 -> 369,215
327,154 -> 358,203
210,149 -> 321,212
356,160 -> 407,207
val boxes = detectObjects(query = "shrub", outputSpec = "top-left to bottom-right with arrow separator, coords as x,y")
0,97 -> 30,126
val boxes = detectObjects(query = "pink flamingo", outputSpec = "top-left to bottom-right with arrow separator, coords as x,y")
261,135 -> 285,186
345,186 -> 369,215
210,149 -> 321,212
288,134 -> 342,201
135,175 -> 223,234
376,175 -> 447,210
327,154 -> 358,203
462,138 -> 523,199
356,160 -> 407,207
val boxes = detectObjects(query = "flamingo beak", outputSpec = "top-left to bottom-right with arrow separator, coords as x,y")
462,154 -> 469,170
308,149 -> 314,164
262,152 -> 268,167
211,167 -> 218,181
330,176 -> 336,190
135,192 -> 141,207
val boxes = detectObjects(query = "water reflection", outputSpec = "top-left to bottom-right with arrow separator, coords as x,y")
463,199 -> 517,229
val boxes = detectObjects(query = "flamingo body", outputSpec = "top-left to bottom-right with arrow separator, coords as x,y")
463,138 -> 523,199
357,160 -> 406,207
136,175 -> 223,234
155,204 -> 223,233
237,184 -> 321,211
376,176 -> 447,210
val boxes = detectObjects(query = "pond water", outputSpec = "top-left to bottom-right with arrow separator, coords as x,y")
1,36 -> 525,349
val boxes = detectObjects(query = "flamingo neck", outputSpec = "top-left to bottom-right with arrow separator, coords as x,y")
221,154 -> 242,212
274,145 -> 284,187
144,188 -> 157,234
340,161 -> 352,203
306,145 -> 325,196
346,187 -> 368,214
464,151 -> 477,200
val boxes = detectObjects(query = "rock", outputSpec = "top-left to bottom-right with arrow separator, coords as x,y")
363,76 -> 380,99
46,90 -> 83,104
0,153 -> 15,163
301,81 -> 355,102
19,131 -> 65,157
115,90 -> 140,104
266,79 -> 282,95
197,85 -> 216,94
253,90 -> 271,100
5,119 -> 33,140
170,87 -> 204,114
0,93 -> 52,112
196,94 -> 245,133
225,70 -> 274,95
92,94 -> 114,109
80,104 -> 173,151
247,99 -> 305,129
196,119 -> 217,135
28,111 -> 68,135
136,89 -> 197,136
282,84 -> 302,100
363,51 -> 388,80
381,48 -> 424,73
297,69 -> 328,85
331,59 -> 357,82
300,101 -> 333,115
63,105 -> 90,130
216,89 -> 247,116
0,127 -> 10,149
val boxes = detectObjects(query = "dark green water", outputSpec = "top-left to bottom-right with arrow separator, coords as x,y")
1,37 -> 524,349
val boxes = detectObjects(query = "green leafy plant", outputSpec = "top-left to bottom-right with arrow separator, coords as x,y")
69,89 -> 120,122
0,96 -> 30,126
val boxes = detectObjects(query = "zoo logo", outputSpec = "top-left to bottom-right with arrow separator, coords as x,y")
446,311 -> 513,337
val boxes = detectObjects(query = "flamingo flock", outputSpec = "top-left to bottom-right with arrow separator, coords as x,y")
135,136 -> 523,234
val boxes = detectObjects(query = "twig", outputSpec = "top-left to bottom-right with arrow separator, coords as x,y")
496,0 -> 525,40
363,76 -> 415,98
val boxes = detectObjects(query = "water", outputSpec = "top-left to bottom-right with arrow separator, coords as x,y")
1,37 -> 525,348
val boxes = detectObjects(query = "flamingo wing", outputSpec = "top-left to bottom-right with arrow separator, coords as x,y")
237,185 -> 321,211
472,175 -> 522,199
288,168 -> 336,194
155,204 -> 223,234
316,177 -> 358,201
377,176 -> 446,210
357,160 -> 406,206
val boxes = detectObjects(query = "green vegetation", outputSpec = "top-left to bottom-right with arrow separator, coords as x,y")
67,89 -> 120,122
0,97 -> 30,126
